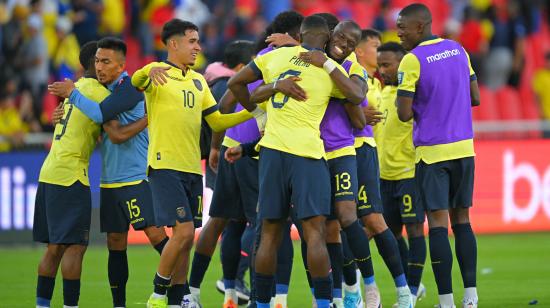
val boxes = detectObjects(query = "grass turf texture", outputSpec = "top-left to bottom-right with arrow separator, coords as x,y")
2,233 -> 549,307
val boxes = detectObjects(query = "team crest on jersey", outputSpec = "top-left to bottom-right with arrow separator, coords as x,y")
176,207 -> 186,218
193,79 -> 203,91
398,72 -> 404,85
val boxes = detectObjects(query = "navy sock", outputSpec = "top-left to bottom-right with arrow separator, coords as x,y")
276,224 -> 294,286
327,243 -> 343,299
300,240 -> 313,288
452,223 -> 477,288
374,229 -> 405,284
237,223 -> 255,281
62,279 -> 80,306
189,252 -> 211,288
255,273 -> 274,304
342,220 -> 374,279
222,221 -> 246,282
429,227 -> 453,294
312,276 -> 333,301
407,235 -> 426,294
36,275 -> 55,307
340,231 -> 358,286
108,249 -> 128,307
153,273 -> 171,295
167,284 -> 185,305
153,236 -> 169,255
397,236 -> 409,278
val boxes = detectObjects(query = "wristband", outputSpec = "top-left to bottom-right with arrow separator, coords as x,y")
323,60 -> 337,74
273,80 -> 278,90
250,106 -> 265,118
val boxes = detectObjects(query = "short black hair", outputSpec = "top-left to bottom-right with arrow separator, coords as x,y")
399,3 -> 432,23
361,29 -> 382,42
301,15 -> 329,33
224,40 -> 255,68
79,41 -> 98,71
271,11 -> 304,38
161,19 -> 199,44
313,13 -> 339,31
377,42 -> 407,57
97,37 -> 127,56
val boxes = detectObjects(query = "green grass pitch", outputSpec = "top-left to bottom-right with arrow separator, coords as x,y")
2,233 -> 549,307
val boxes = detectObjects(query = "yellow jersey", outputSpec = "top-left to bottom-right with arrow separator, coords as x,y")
251,46 -> 347,159
354,74 -> 381,148
39,78 -> 109,186
132,61 -> 251,175
374,85 -> 415,180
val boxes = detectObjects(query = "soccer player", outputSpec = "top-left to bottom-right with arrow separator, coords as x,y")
395,4 -> 480,308
33,41 -> 109,308
131,19 -> 253,308
375,41 -> 427,305
48,37 -> 171,308
228,15 -> 365,308
353,29 -> 414,307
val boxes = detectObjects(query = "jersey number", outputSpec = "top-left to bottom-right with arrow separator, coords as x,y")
54,104 -> 74,140
402,194 -> 412,213
271,69 -> 302,109
126,198 -> 141,219
334,172 -> 351,191
358,185 -> 368,205
182,90 -> 195,108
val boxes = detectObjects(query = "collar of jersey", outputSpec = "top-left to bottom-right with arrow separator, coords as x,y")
107,71 -> 128,91
163,60 -> 190,76
417,35 -> 442,47
301,44 -> 325,52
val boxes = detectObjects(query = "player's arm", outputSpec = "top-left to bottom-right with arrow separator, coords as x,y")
202,87 -> 253,133
466,51 -> 481,107
224,137 -> 261,163
250,77 -> 307,104
396,53 -> 420,122
209,90 -> 237,172
102,116 -> 148,144
298,51 -> 364,105
131,64 -> 172,90
342,74 -> 368,129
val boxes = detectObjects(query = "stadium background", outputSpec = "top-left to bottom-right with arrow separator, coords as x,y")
0,0 -> 549,307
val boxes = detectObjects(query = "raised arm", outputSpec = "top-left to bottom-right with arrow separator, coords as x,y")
102,116 -> 148,144
204,109 -> 253,133
227,64 -> 267,131
250,77 -> 306,105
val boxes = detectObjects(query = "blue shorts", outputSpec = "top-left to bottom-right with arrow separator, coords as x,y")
416,157 -> 475,211
100,180 -> 156,233
33,181 -> 91,245
209,146 -> 258,222
327,155 -> 358,220
381,178 -> 425,227
148,168 -> 203,228
355,144 -> 383,217
258,148 -> 331,220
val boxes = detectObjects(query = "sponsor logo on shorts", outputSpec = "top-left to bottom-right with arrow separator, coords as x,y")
176,207 -> 186,218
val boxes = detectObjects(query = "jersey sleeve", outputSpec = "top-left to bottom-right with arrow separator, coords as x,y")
131,63 -> 155,91
397,53 -> 420,98
100,77 -> 145,122
349,62 -> 368,84
329,60 -> 350,99
201,82 -> 219,117
464,50 -> 477,81
249,53 -> 268,81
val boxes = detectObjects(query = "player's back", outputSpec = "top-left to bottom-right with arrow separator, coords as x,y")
254,45 -> 344,159
39,77 -> 110,186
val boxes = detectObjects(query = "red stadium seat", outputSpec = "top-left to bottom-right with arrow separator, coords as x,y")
474,85 -> 501,139
495,86 -> 527,139
519,83 -> 542,138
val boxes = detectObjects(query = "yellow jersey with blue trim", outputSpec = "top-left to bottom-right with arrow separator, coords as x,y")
250,45 -> 348,159
39,77 -> 110,186
132,61 -> 219,175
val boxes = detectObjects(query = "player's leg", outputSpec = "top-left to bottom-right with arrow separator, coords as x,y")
417,160 -> 454,307
34,183 -> 62,308
60,244 -> 88,308
274,220 -> 294,308
106,232 -> 129,308
221,220 -> 247,306
138,181 -> 170,254
255,218 -> 286,307
326,219 -> 343,307
449,157 -> 477,307
357,145 -> 410,307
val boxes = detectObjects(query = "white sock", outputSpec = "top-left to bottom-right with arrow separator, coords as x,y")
63,306 -> 78,308
275,293 -> 288,302
152,292 -> 166,299
439,293 -> 455,306
343,283 -> 359,293
463,287 -> 478,301
156,272 -> 171,280
397,286 -> 411,294
36,306 -> 50,308
190,286 -> 200,295
167,306 -> 180,308
224,288 -> 237,302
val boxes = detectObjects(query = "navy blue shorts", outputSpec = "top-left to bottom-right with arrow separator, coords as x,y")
327,155 -> 358,220
355,144 -> 383,217
258,148 -> 331,220
381,178 -> 425,227
416,157 -> 475,211
100,180 -> 156,233
148,168 -> 203,228
209,146 -> 259,222
33,181 -> 91,245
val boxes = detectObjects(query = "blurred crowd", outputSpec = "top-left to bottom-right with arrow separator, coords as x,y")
1,0 -> 550,151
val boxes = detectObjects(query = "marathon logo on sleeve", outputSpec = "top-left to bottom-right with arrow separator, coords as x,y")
425,49 -> 461,63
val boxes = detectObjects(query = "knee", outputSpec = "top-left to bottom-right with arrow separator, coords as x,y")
405,223 -> 425,238
107,233 -> 128,250
325,220 -> 341,243
205,217 -> 228,234
427,210 -> 449,229
336,203 -> 357,228
450,208 -> 470,226
172,223 -> 195,249
64,244 -> 87,259
361,214 -> 387,235
144,227 -> 167,245
45,244 -> 66,261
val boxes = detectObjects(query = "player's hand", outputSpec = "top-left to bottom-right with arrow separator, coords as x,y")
48,79 -> 75,98
52,103 -> 65,125
266,33 -> 299,48
224,146 -> 243,163
299,51 -> 328,68
209,147 -> 220,173
363,105 -> 384,126
275,76 -> 307,101
148,66 -> 171,86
